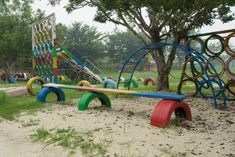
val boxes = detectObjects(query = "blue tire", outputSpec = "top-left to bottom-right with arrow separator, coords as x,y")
102,79 -> 116,89
37,87 -> 65,102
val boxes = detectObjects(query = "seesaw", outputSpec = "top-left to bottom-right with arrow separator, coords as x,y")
37,83 -> 192,128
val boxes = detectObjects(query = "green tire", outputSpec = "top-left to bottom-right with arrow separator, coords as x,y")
78,92 -> 111,111
124,78 -> 139,88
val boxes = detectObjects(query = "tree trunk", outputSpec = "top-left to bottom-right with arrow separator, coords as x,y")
3,61 -> 16,82
156,59 -> 170,91
150,31 -> 183,91
150,32 -> 170,91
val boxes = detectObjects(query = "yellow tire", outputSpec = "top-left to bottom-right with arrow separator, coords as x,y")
58,76 -> 65,81
26,77 -> 46,96
77,80 -> 91,87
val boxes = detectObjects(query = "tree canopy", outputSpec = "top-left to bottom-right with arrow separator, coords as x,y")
0,0 -> 44,76
63,22 -> 107,63
50,0 -> 235,42
106,30 -> 145,70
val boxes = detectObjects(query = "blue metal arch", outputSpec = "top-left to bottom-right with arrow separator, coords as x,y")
117,42 -> 226,108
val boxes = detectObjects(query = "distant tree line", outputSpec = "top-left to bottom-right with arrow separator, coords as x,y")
57,22 -> 146,72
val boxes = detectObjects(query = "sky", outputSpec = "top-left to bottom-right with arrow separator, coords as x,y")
32,0 -> 235,33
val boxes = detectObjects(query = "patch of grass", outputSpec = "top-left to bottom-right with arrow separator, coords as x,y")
0,94 -> 45,120
0,91 -> 6,103
30,128 -> 111,157
31,128 -> 51,142
0,84 -> 86,120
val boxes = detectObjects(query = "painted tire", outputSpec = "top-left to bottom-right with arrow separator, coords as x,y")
225,57 -> 235,80
150,99 -> 192,128
198,79 -> 223,99
187,37 -> 205,53
37,87 -> 65,102
225,79 -> 235,96
7,76 -> 15,84
77,80 -> 91,87
58,76 -> 65,81
124,79 -> 138,88
102,79 -> 116,89
182,58 -> 204,80
143,77 -> 157,86
224,32 -> 235,57
78,92 -> 111,111
207,57 -> 225,78
205,34 -> 224,57
177,78 -> 199,97
26,77 -> 46,96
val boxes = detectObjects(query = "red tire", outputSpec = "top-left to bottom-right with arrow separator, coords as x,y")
143,77 -> 157,86
150,99 -> 192,128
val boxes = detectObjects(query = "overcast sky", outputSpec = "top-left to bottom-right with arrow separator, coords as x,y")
32,0 -> 235,33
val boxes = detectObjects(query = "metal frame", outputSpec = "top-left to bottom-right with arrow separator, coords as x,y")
117,42 -> 226,108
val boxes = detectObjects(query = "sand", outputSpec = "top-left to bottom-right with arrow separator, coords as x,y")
0,97 -> 234,157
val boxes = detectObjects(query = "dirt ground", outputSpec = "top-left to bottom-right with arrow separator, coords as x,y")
0,97 -> 234,157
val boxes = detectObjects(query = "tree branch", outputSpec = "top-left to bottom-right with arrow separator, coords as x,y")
117,11 -> 148,44
124,11 -> 151,40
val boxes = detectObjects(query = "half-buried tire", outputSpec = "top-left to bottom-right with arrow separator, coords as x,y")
102,79 -> 116,89
77,80 -> 92,87
143,77 -> 157,86
78,92 -> 111,111
37,87 -> 65,102
150,99 -> 192,128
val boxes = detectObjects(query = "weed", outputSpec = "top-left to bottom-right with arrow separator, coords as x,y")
30,128 -> 51,142
30,128 -> 111,157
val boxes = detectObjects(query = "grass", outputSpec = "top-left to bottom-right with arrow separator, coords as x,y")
0,82 -> 88,120
30,127 -> 111,157
0,91 -> 45,120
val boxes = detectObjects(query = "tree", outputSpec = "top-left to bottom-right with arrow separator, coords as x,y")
106,30 -> 145,70
0,0 -> 44,79
56,23 -> 68,45
49,0 -> 235,90
64,22 -> 106,63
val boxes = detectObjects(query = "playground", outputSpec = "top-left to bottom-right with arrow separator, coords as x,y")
0,1 -> 235,157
